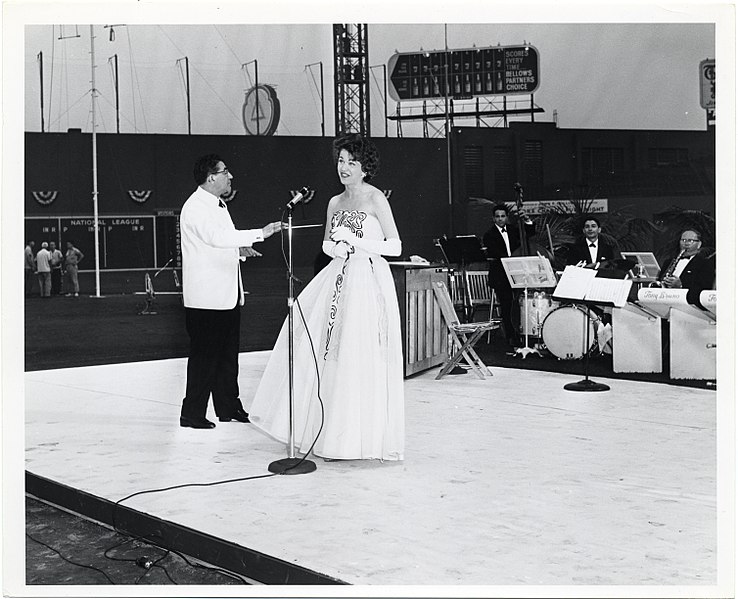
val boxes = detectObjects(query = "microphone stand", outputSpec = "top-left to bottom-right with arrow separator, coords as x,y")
268,204 -> 317,475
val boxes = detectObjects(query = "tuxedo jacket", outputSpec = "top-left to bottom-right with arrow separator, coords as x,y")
180,186 -> 264,310
482,222 -> 535,289
658,251 -> 715,293
566,237 -> 616,266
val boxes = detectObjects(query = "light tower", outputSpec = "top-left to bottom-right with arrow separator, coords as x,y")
333,24 -> 370,136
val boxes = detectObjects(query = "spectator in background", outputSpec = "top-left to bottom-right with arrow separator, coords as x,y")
64,241 -> 84,297
49,241 -> 64,295
25,240 -> 35,297
35,242 -> 52,298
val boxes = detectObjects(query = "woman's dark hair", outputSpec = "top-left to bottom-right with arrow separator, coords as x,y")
193,154 -> 223,185
332,134 -> 380,181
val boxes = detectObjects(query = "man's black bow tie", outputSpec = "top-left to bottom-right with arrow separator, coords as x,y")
219,200 -> 226,208
501,226 -> 506,233
589,243 -> 596,247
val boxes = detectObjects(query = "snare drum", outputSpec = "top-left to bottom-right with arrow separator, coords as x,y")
541,305 -> 597,360
518,291 -> 559,337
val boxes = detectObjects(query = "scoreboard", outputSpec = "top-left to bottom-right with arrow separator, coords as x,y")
388,44 -> 539,102
24,214 -> 179,270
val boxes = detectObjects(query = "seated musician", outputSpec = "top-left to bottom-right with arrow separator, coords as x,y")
657,228 -> 715,309
566,216 -> 616,268
482,203 -> 536,346
564,216 -> 624,334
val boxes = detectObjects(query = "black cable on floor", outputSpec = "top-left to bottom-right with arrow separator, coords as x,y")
26,531 -> 117,584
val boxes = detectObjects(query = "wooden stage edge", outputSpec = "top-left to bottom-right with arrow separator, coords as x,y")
25,471 -> 345,585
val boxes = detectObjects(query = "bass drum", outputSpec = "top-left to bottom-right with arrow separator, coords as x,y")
541,305 -> 597,360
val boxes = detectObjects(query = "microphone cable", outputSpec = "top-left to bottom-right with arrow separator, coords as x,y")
103,537 -> 176,584
103,533 -> 247,585
26,530 -> 118,584
98,472 -> 273,585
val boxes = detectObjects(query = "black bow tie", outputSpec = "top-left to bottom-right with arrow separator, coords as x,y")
219,200 -> 226,208
589,243 -> 596,248
500,226 -> 506,233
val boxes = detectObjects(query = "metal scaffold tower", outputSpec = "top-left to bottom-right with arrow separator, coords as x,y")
333,24 -> 370,136
390,95 -> 545,138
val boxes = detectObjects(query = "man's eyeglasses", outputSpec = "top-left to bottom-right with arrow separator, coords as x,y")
211,168 -> 230,176
680,238 -> 700,243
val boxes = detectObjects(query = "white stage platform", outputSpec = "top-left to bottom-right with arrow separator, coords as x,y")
24,352 -> 723,591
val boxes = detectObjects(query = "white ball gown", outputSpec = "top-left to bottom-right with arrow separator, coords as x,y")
249,209 -> 405,461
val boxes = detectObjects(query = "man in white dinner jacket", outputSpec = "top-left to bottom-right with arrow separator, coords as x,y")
179,154 -> 283,429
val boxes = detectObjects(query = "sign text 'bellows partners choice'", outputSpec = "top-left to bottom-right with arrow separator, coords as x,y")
388,44 -> 540,102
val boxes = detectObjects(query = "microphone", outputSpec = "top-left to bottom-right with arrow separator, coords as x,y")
286,186 -> 312,209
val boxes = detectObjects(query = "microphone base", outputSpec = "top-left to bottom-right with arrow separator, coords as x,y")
564,378 -> 610,392
268,457 -> 317,475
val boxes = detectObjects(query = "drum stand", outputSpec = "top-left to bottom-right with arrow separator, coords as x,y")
563,300 -> 610,392
268,206 -> 317,475
514,287 -> 542,359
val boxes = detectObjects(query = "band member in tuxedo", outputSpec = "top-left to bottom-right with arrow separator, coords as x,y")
482,203 -> 536,346
566,216 -> 616,267
658,228 -> 715,308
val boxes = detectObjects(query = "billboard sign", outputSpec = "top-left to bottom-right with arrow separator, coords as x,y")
504,199 -> 609,216
388,44 -> 539,102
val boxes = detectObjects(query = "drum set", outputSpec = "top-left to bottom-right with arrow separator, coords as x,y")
518,291 -> 603,360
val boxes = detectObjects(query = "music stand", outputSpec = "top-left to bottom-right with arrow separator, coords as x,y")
560,298 -> 611,392
501,255 -> 557,359
438,235 -> 486,322
552,266 -> 633,392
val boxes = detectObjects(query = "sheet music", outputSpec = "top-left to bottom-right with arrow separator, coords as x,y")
501,255 -> 558,288
585,278 -> 632,308
553,266 -> 632,307
552,266 -> 596,299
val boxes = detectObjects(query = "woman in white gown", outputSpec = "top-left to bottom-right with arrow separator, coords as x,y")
249,134 -> 405,461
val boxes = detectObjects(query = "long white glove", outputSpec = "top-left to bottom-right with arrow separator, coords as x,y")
322,239 -> 350,259
330,225 -> 402,257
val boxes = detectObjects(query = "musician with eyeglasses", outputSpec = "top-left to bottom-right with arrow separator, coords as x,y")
657,229 -> 714,286
656,228 -> 715,308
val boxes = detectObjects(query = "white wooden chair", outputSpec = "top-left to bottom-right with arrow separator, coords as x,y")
432,280 -> 501,380
465,270 -> 501,341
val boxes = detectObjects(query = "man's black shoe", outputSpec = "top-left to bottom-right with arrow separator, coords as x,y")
180,416 -> 216,429
219,408 -> 250,423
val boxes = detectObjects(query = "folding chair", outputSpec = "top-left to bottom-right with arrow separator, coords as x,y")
464,270 -> 501,342
432,280 -> 501,380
